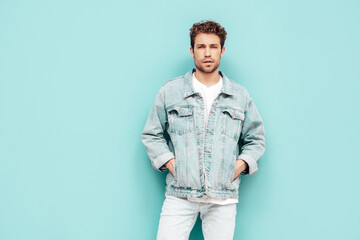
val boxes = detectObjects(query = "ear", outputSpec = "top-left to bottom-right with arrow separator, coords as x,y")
221,46 -> 225,57
190,46 -> 194,58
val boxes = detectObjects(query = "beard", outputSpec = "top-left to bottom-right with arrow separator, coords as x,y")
195,60 -> 220,74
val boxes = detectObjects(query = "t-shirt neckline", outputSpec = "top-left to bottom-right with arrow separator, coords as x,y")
192,72 -> 223,89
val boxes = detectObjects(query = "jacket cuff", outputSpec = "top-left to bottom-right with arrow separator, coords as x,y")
238,154 -> 258,175
153,152 -> 175,172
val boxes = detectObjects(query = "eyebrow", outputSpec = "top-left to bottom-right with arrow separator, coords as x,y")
196,43 -> 219,47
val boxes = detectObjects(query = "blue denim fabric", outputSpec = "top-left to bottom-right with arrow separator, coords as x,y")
141,69 -> 265,199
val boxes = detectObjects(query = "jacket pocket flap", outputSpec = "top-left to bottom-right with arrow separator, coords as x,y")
222,108 -> 245,120
167,106 -> 193,117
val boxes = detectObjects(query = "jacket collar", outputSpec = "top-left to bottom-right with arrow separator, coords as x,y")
183,68 -> 234,99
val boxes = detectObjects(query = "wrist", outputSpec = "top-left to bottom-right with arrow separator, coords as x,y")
237,159 -> 249,174
165,158 -> 175,168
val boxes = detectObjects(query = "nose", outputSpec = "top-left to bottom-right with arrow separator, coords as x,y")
205,46 -> 211,57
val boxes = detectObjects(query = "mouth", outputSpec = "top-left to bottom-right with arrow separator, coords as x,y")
203,61 -> 213,63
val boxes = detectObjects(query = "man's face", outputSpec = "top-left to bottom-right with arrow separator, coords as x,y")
190,33 -> 225,74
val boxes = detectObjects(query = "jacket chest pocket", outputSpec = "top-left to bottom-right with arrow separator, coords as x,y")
220,108 -> 245,140
167,106 -> 194,136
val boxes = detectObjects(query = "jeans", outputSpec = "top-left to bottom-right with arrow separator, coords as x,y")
157,195 -> 237,240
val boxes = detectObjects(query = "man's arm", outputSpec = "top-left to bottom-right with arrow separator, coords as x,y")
141,87 -> 175,172
237,96 -> 266,176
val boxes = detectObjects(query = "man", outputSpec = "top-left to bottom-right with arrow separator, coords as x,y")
141,20 -> 265,240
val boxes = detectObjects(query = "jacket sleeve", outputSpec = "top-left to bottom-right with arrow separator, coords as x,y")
141,87 -> 174,172
238,96 -> 266,175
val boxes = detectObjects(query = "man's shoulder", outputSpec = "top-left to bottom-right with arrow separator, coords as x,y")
226,77 -> 251,97
156,74 -> 186,95
161,74 -> 186,88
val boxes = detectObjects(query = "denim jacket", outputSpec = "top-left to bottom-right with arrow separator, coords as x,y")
141,69 -> 265,199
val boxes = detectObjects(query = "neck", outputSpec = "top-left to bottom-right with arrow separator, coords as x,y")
194,68 -> 221,87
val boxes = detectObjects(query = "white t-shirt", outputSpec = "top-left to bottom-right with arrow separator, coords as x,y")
178,73 -> 238,205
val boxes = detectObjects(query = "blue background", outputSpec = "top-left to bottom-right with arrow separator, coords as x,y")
1,0 -> 359,239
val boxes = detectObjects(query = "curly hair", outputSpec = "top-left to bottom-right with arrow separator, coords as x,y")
189,20 -> 227,49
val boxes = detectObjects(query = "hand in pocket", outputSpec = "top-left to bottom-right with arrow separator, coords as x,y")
232,159 -> 248,181
165,158 -> 176,176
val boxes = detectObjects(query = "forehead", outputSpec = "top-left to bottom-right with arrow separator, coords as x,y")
194,33 -> 221,45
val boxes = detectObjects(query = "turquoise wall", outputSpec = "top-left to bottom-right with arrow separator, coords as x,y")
1,0 -> 359,239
